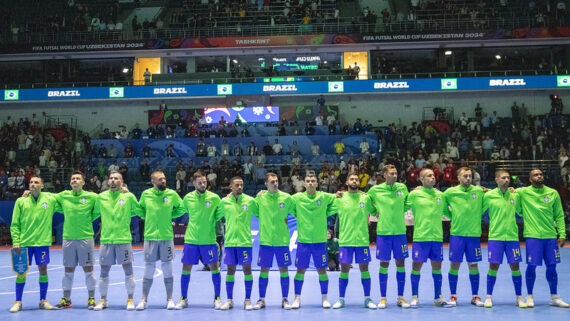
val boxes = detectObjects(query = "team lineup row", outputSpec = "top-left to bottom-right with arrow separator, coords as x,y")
8,165 -> 568,313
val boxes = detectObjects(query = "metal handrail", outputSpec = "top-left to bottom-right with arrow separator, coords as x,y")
1,17 -> 563,45
1,69 -> 564,90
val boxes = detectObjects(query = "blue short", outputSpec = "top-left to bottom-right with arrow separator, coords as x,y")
525,238 -> 561,266
224,247 -> 253,266
449,235 -> 482,263
257,245 -> 291,268
339,246 -> 371,264
376,235 -> 409,261
487,240 -> 522,264
27,246 -> 50,265
181,244 -> 218,265
411,241 -> 443,262
295,242 -> 327,269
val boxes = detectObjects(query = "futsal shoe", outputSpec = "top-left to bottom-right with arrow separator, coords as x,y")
56,297 -> 72,309
364,298 -> 377,309
282,298 -> 292,309
174,297 -> 188,309
448,295 -> 458,307
410,296 -> 419,308
136,299 -> 147,310
397,297 -> 410,308
322,295 -> 331,309
87,297 -> 96,310
220,299 -> 233,310
550,295 -> 570,308
292,295 -> 301,309
93,299 -> 108,311
434,295 -> 453,308
526,295 -> 534,308
378,298 -> 387,309
10,301 -> 22,313
484,295 -> 493,308
253,298 -> 266,310
332,298 -> 346,309
39,299 -> 56,310
166,299 -> 177,310
126,299 -> 135,311
515,296 -> 527,308
244,299 -> 253,311
214,298 -> 222,310
470,295 -> 484,307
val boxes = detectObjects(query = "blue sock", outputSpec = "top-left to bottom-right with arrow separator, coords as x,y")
396,267 -> 406,297
211,270 -> 221,299
525,265 -> 536,295
39,275 -> 48,300
294,273 -> 304,295
280,272 -> 289,298
432,270 -> 442,299
487,270 -> 497,295
411,271 -> 420,296
448,268 -> 459,295
469,270 -> 480,296
512,271 -> 522,296
15,277 -> 25,302
339,272 -> 349,298
180,271 -> 190,299
546,265 -> 558,295
226,275 -> 235,300
379,267 -> 388,297
244,275 -> 253,299
259,272 -> 269,298
361,271 -> 371,297
319,274 -> 329,295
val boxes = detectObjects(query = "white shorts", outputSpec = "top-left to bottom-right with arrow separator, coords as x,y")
144,240 -> 175,262
99,243 -> 133,265
63,239 -> 95,267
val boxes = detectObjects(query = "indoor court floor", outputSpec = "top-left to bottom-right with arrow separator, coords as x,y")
1,246 -> 569,321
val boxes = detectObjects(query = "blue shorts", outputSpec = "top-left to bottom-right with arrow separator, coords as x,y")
339,246 -> 371,264
181,244 -> 218,265
376,235 -> 409,261
257,245 -> 291,268
487,240 -> 522,264
295,242 -> 327,269
224,247 -> 253,266
411,241 -> 443,262
27,246 -> 50,265
525,238 -> 561,266
449,235 -> 482,263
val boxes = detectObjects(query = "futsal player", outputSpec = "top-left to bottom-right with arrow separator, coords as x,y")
331,174 -> 377,309
442,167 -> 485,306
10,176 -> 61,313
405,169 -> 452,308
481,170 -> 526,308
290,172 -> 336,309
176,171 -> 223,309
135,171 -> 186,310
518,169 -> 568,308
367,164 -> 411,308
215,177 -> 258,310
92,171 -> 141,311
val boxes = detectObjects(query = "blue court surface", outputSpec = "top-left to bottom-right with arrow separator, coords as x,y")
2,247 -> 569,321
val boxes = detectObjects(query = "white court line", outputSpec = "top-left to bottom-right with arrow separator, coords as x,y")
0,266 -> 163,295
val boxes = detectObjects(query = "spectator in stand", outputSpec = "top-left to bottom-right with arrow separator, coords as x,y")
262,141 -> 273,155
315,112 -> 324,126
207,142 -> 217,157
305,122 -> 315,135
108,144 -> 118,158
360,137 -> 370,155
272,139 -> 283,155
442,161 -> 455,186
317,95 -> 326,108
142,143 -> 151,158
334,138 -> 345,155
248,141 -> 258,156
311,141 -> 320,156
165,144 -> 176,158
196,139 -> 207,157
353,118 -> 363,135
280,160 -> 291,183
124,142 -> 134,158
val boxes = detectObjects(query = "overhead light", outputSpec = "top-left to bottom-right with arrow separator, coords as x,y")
444,50 -> 452,56
232,59 -> 238,63
324,61 -> 328,64
495,55 -> 501,60
122,68 -> 129,73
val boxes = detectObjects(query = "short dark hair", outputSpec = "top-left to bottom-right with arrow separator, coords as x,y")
151,170 -> 164,179
264,172 -> 278,182
71,170 -> 85,180
304,171 -> 317,180
30,176 -> 43,184
495,169 -> 509,178
230,176 -> 243,184
109,170 -> 123,178
529,168 -> 543,176
456,167 -> 472,176
192,171 -> 206,181
381,164 -> 397,175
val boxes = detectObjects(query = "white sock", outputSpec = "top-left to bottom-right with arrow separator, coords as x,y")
63,272 -> 74,298
85,271 -> 96,297
99,277 -> 109,298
